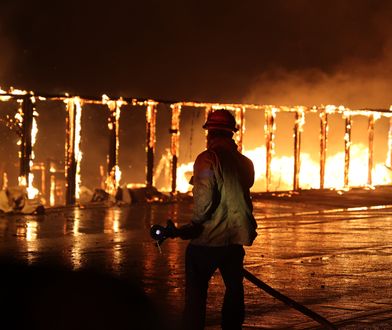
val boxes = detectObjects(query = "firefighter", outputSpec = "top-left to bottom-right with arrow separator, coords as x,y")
168,109 -> 257,329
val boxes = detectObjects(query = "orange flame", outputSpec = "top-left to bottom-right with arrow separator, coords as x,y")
170,144 -> 392,193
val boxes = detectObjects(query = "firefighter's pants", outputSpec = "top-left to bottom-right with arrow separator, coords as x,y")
183,244 -> 245,330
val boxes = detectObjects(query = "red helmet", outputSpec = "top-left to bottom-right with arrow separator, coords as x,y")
202,109 -> 238,132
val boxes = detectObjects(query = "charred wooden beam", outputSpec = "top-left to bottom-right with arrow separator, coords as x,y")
319,110 -> 328,189
265,109 -> 276,192
344,114 -> 352,188
170,104 -> 181,194
107,100 -> 121,193
65,98 -> 81,205
146,103 -> 157,187
204,106 -> 212,146
389,118 -> 392,169
293,110 -> 303,191
108,113 -> 117,182
19,96 -> 33,184
235,107 -> 245,152
45,159 -> 52,205
368,114 -> 375,186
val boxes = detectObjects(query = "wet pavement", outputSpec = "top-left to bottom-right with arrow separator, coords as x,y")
0,187 -> 392,329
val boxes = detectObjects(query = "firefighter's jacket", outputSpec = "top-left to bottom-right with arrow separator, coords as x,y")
190,136 -> 257,247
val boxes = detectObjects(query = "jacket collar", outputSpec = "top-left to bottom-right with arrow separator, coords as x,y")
207,137 -> 238,151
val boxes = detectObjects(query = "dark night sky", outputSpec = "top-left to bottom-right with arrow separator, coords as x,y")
1,0 -> 392,107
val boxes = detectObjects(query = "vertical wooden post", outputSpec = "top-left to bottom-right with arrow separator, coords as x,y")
170,104 -> 181,194
319,110 -> 328,189
108,107 -> 116,188
205,106 -> 212,147
107,100 -> 121,194
146,102 -> 157,187
265,108 -> 275,192
2,172 -> 8,190
388,117 -> 392,169
344,114 -> 352,188
65,98 -> 76,205
293,109 -> 303,191
19,96 -> 33,186
367,114 -> 375,186
235,107 -> 245,152
45,159 -> 52,205
65,98 -> 82,205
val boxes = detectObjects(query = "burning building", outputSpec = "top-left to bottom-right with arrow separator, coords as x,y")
1,87 -> 392,207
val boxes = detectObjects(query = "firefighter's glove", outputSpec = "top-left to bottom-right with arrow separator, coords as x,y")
165,220 -> 204,240
176,222 -> 203,240
165,219 -> 180,239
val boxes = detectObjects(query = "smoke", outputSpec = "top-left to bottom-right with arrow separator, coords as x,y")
244,3 -> 392,110
0,33 -> 14,85
245,63 -> 392,109
243,38 -> 392,157
242,4 -> 392,183
0,2 -> 17,86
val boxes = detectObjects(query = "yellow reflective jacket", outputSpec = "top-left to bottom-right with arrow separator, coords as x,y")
190,137 -> 257,246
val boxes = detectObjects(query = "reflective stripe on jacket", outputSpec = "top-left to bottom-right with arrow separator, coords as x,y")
190,137 -> 257,247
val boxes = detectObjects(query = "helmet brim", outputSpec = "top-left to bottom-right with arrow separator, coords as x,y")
202,124 -> 239,132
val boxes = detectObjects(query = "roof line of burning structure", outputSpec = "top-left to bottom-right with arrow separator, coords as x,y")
1,87 -> 391,114
2,86 -> 392,205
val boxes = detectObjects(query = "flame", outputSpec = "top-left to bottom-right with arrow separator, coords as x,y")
65,97 -> 83,200
387,116 -> 392,167
26,173 -> 39,199
15,95 -> 40,199
18,172 -> 39,200
50,174 -> 56,206
168,143 -> 392,193
0,86 -> 27,101
105,165 -> 122,195
0,87 -> 11,101
154,149 -> 171,187
74,98 -> 83,199
156,105 -> 392,192
2,172 -> 8,190
2,88 -> 392,199
126,183 -> 146,189
243,144 -> 392,191
176,162 -> 194,193
103,95 -> 123,194
27,108 -> 39,199
154,152 -> 193,193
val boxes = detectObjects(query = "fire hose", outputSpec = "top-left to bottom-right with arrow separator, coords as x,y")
150,222 -> 336,329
